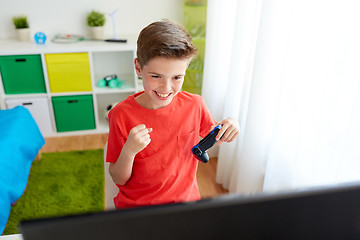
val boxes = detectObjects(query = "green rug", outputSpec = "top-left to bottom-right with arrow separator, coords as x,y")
3,149 -> 105,235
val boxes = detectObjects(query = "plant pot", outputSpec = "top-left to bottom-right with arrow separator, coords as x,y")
16,28 -> 31,42
89,26 -> 104,40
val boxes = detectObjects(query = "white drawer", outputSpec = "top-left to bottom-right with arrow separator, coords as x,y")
6,97 -> 53,135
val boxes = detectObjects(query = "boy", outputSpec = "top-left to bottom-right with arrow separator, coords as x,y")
106,20 -> 239,209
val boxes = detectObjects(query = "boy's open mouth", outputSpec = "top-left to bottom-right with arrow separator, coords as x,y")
155,91 -> 172,98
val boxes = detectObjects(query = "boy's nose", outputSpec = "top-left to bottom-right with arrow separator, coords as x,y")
160,79 -> 171,91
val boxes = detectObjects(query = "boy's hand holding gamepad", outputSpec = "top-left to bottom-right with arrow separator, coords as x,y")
211,117 -> 240,145
192,118 -> 240,163
123,124 -> 153,156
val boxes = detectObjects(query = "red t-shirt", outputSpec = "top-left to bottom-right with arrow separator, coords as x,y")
106,91 -> 216,208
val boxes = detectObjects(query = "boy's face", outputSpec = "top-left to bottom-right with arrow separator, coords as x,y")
134,56 -> 190,109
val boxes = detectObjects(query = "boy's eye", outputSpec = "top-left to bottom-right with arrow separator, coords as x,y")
174,76 -> 183,80
151,75 -> 160,79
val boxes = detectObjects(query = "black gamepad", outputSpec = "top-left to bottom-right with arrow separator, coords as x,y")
192,125 -> 222,163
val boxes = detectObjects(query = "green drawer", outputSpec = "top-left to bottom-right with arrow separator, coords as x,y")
52,95 -> 96,132
0,55 -> 46,94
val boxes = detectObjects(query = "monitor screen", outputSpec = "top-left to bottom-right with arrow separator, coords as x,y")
20,182 -> 360,240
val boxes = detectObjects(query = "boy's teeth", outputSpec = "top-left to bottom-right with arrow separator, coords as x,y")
156,92 -> 170,98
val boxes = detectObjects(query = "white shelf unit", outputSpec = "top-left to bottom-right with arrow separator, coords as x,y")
0,38 -> 139,137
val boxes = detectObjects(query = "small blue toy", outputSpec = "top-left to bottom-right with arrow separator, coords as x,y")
34,32 -> 47,44
192,125 -> 222,163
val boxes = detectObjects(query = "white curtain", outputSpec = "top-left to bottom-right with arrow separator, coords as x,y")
202,0 -> 360,194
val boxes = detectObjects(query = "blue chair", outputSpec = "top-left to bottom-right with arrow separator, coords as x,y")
0,106 -> 45,234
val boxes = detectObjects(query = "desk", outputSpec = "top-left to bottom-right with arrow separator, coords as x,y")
0,234 -> 23,240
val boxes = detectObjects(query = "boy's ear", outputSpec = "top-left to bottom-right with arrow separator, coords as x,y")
134,58 -> 142,77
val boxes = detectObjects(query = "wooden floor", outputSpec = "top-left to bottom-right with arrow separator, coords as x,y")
40,133 -> 109,153
40,133 -> 228,198
197,158 -> 229,198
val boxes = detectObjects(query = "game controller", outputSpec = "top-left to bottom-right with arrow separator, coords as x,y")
192,125 -> 222,163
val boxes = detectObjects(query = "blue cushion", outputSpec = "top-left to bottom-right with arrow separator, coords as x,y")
0,106 -> 45,234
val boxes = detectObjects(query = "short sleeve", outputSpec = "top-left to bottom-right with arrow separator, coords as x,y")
106,108 -> 126,163
199,96 -> 216,138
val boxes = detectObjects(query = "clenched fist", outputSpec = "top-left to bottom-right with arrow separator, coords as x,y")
123,124 -> 153,156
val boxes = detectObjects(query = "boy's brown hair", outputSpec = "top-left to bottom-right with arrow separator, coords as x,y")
136,20 -> 198,68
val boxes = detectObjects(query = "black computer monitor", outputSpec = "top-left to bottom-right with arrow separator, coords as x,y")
20,182 -> 360,240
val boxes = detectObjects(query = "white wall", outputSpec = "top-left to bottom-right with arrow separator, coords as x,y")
0,0 -> 183,40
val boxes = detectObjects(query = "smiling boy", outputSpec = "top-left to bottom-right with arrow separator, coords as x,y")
106,20 -> 239,209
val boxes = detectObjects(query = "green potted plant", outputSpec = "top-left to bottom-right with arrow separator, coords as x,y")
13,15 -> 30,42
87,10 -> 106,40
